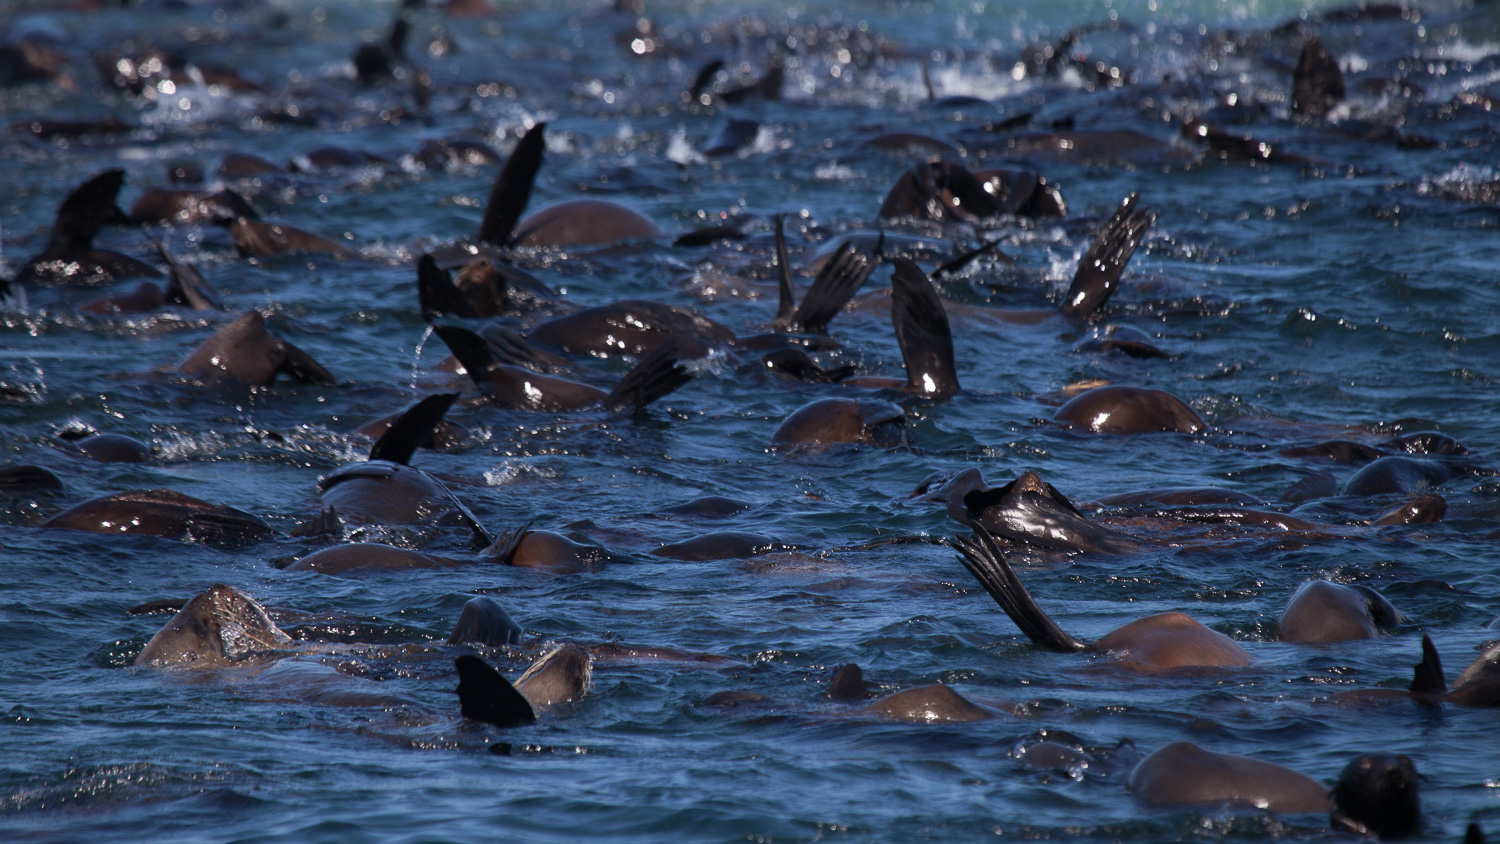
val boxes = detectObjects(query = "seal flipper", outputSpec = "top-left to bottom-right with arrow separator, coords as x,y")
787,240 -> 878,333
152,237 -> 219,311
369,393 -> 460,465
601,339 -> 691,413
455,654 -> 537,728
1410,634 -> 1447,697
688,59 -> 725,103
478,122 -> 547,248
932,237 -> 1011,279
479,520 -> 533,566
274,337 -> 338,385
417,254 -> 480,319
827,663 -> 871,701
890,258 -> 959,398
952,524 -> 1088,653
1058,192 -> 1153,321
773,213 -> 795,325
432,324 -> 499,384
1291,36 -> 1345,121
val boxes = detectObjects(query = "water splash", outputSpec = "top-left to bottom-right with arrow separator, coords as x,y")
411,323 -> 434,391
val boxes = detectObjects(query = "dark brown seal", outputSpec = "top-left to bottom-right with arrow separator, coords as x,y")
1053,385 -> 1205,434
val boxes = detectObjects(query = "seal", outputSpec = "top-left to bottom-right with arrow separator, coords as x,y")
455,646 -> 592,725
316,393 -> 493,547
484,523 -> 609,574
135,583 -> 293,667
1053,385 -> 1206,434
1128,742 -> 1419,839
914,468 -> 1140,554
527,300 -> 736,360
1276,580 -> 1405,643
433,324 -> 690,412
447,596 -> 525,646
652,531 -> 788,561
41,488 -> 273,547
474,121 -> 663,248
284,543 -> 461,575
953,525 -> 1252,670
176,311 -> 336,387
220,215 -> 358,259
77,237 -> 219,314
769,397 -> 908,450
13,169 -> 161,288
1344,456 -> 1458,497
1410,634 -> 1500,708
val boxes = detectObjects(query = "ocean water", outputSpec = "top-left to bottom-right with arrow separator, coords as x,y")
3,0 -> 1500,840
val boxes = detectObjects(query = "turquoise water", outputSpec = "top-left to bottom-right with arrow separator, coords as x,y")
3,0 -> 1500,840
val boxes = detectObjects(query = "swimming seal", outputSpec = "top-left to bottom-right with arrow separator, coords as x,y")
42,488 -> 273,546
135,584 -> 292,667
954,525 -> 1252,670
1276,580 -> 1404,643
1053,385 -> 1206,434
434,324 -> 690,412
447,596 -> 525,646
769,397 -> 907,450
176,311 -> 336,387
14,169 -> 160,288
317,393 -> 493,547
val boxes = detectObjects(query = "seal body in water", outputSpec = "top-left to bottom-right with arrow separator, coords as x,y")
42,488 -> 273,546
1053,385 -> 1205,434
176,311 -> 336,387
770,398 -> 907,450
135,584 -> 293,667
953,525 -> 1251,670
1276,580 -> 1404,643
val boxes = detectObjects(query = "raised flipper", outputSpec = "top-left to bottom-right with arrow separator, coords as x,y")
1410,634 -> 1447,697
688,59 -> 726,103
479,520 -> 533,566
890,258 -> 959,398
455,654 -> 537,728
602,339 -> 691,413
152,238 -> 219,311
952,524 -> 1088,653
432,324 -> 499,385
417,254 -> 480,320
1058,192 -> 1154,321
369,393 -> 460,465
478,122 -> 547,248
1291,36 -> 1344,121
786,240 -> 878,333
478,324 -> 541,369
827,663 -> 871,701
773,213 -> 795,325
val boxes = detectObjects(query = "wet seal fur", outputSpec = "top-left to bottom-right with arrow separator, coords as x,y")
1276,580 -> 1404,643
135,584 -> 293,667
770,398 -> 908,450
14,169 -> 160,289
1053,385 -> 1205,434
953,524 -> 1251,670
42,488 -> 273,547
917,468 -> 1140,555
176,311 -> 336,387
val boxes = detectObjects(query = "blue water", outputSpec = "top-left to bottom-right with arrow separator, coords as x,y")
3,0 -> 1500,840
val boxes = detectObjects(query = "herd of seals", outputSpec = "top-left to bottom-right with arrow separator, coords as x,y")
3,0 -> 1500,839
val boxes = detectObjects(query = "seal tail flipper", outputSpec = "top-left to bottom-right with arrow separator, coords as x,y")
479,520 -> 533,566
1058,192 -> 1154,321
789,241 -> 878,333
455,655 -> 537,728
478,122 -> 547,248
1466,822 -> 1486,844
1410,633 -> 1447,697
602,339 -> 691,413
152,237 -> 220,311
890,258 -> 960,398
369,392 -> 460,465
432,324 -> 499,385
952,524 -> 1088,653
1291,35 -> 1345,120
479,325 -> 541,369
773,213 -> 795,324
418,254 -> 480,320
